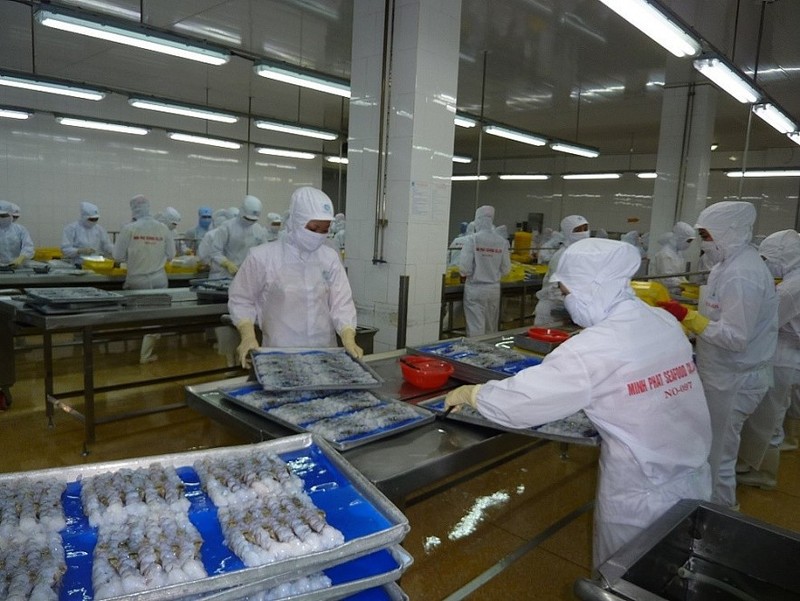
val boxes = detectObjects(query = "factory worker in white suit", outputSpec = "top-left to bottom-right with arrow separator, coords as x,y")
0,200 -> 34,266
458,206 -> 511,337
208,196 -> 269,279
650,221 -> 695,294
737,230 -> 800,490
266,212 -> 283,242
658,201 -> 777,509
61,202 -> 114,261
445,238 -> 711,567
534,215 -> 589,325
447,221 -> 474,266
229,187 -> 362,367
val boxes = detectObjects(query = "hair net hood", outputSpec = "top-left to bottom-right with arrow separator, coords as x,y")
759,229 -> 800,276
550,238 -> 640,324
495,225 -> 508,239
0,200 -> 12,215
672,221 -> 695,251
474,205 -> 495,233
10,203 -> 20,217
130,195 -> 150,219
560,215 -> 589,245
80,202 -> 99,220
267,212 -> 282,224
240,195 -> 262,221
695,201 -> 755,260
466,221 -> 476,235
162,207 -> 181,225
211,208 -> 230,228
198,206 -> 213,218
285,187 -> 335,232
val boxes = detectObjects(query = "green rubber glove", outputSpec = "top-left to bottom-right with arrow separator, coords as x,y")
235,321 -> 259,368
221,258 -> 238,275
340,327 -> 364,358
683,310 -> 710,335
11,255 -> 26,267
444,384 -> 482,412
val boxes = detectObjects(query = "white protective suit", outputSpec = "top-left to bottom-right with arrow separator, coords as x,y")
114,195 -> 175,290
266,212 -> 283,242
458,206 -> 511,336
0,200 -> 34,265
448,221 -> 475,266
473,238 -> 711,567
739,231 -> 800,471
228,187 -> 357,347
61,202 -> 114,260
536,229 -> 563,265
197,209 -> 233,266
183,206 -> 213,252
208,196 -> 269,279
621,230 -> 646,257
650,221 -> 695,293
694,201 -> 778,507
534,215 -> 589,325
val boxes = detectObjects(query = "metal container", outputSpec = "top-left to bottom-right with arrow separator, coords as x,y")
251,347 -> 384,391
575,499 -> 800,600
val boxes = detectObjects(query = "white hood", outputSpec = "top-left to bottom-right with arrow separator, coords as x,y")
129,195 -> 150,220
560,214 -> 589,245
759,229 -> 800,277
673,221 -> 695,251
474,205 -> 495,233
695,201 -> 755,262
285,187 -> 335,233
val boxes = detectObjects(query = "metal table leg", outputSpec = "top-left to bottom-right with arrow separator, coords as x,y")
83,325 -> 95,452
44,331 -> 55,427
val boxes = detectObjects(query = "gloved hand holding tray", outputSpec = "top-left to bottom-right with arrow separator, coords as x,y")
251,348 -> 383,391
220,383 -> 434,451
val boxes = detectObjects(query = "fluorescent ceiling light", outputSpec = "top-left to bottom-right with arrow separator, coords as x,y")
454,114 -> 478,128
57,116 -> 148,135
167,132 -> 240,149
254,62 -> 350,98
596,0 -> 701,58
789,132 -> 800,146
452,155 -> 473,164
726,169 -> 800,178
498,174 -> 550,181
710,143 -> 719,151
752,103 -> 796,134
128,97 -> 238,123
254,119 -> 338,141
483,124 -> 547,146
35,8 -> 230,66
549,141 -> 600,158
452,175 -> 489,181
326,156 -> 349,164
256,147 -> 316,159
562,173 -> 621,180
0,71 -> 105,100
636,172 -> 658,179
0,108 -> 31,120
693,56 -> 760,104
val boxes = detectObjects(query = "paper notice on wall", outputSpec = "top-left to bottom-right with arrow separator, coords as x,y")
411,181 -> 432,221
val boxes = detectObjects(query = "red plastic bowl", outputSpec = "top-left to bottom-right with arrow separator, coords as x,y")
399,356 -> 455,389
527,327 -> 570,344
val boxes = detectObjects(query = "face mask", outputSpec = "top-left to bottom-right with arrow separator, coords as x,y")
269,225 -> 280,235
567,230 -> 590,245
241,217 -> 257,228
765,259 -> 784,279
700,240 -> 723,266
0,215 -> 12,227
564,293 -> 603,328
676,238 -> 693,252
294,227 -> 328,253
84,219 -> 97,228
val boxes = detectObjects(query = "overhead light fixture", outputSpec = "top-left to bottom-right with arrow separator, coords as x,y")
256,147 -> 316,159
549,141 -> 600,158
596,0 -> 701,58
483,124 -> 547,146
57,116 -> 149,135
752,102 -> 796,134
254,119 -> 338,141
561,173 -> 621,180
789,132 -> 800,146
451,175 -> 489,181
636,172 -> 658,179
726,169 -> 800,178
167,132 -> 240,149
710,143 -> 719,151
128,97 -> 238,123
454,114 -> 478,128
35,7 -> 230,65
254,61 -> 350,98
498,174 -> 550,181
326,156 -> 348,164
452,155 -> 473,164
0,107 -> 31,120
0,71 -> 105,100
693,55 -> 760,104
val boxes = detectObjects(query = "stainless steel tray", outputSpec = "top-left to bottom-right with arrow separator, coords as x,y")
24,286 -> 124,305
219,383 -> 435,451
407,338 -> 542,383
251,348 -> 384,391
418,397 -> 600,447
0,435 -> 409,601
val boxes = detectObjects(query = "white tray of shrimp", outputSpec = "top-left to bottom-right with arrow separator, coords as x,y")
250,348 -> 384,392
219,383 -> 435,451
0,434 -> 408,601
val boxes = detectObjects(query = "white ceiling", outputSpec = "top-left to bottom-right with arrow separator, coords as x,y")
2,0 -> 799,166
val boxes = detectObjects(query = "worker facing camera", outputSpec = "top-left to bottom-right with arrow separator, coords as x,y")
228,187 -> 362,368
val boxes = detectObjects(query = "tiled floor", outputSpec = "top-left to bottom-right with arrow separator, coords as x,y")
2,331 -> 799,600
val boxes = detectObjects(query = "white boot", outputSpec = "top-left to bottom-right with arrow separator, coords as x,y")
140,333 -> 160,364
737,446 -> 779,490
781,417 -> 800,451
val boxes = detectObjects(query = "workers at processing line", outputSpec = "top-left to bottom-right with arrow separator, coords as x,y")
0,200 -> 34,267
444,238 -> 712,568
61,201 -> 114,261
447,221 -> 474,266
649,221 -> 695,294
534,215 -> 589,325
228,186 -> 362,367
458,205 -> 511,337
207,195 -> 269,279
658,201 -> 778,510
536,227 -> 563,265
736,230 -> 800,491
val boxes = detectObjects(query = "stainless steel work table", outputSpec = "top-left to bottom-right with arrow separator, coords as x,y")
0,290 -> 240,452
0,268 -> 201,290
185,342 -> 549,508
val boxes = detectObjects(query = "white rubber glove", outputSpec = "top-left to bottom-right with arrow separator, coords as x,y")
444,384 -> 482,412
235,321 -> 259,369
77,247 -> 95,256
340,327 -> 364,358
10,255 -> 26,267
221,258 -> 238,275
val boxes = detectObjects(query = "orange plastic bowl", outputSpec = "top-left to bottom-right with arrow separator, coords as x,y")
527,327 -> 570,344
399,356 -> 455,389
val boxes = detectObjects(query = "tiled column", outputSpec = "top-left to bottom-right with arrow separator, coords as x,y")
346,0 -> 461,353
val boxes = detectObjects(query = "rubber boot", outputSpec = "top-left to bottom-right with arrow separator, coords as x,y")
781,417 -> 800,451
215,326 -> 240,368
140,333 -> 160,364
737,446 -> 779,490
